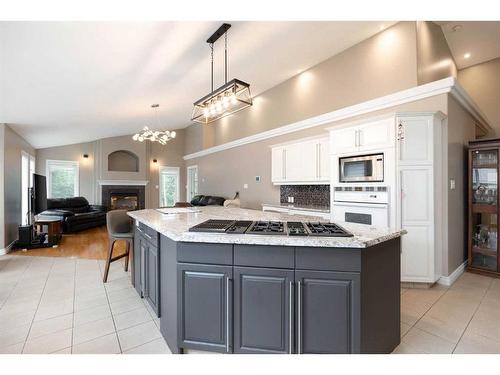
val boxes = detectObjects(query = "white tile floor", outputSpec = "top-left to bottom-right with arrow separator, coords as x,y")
395,271 -> 500,354
0,254 -> 170,354
2,253 -> 500,354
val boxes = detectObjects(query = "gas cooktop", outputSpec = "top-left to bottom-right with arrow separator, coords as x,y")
188,220 -> 353,237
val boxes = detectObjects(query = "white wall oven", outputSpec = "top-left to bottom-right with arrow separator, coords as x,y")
332,186 -> 389,228
339,153 -> 384,183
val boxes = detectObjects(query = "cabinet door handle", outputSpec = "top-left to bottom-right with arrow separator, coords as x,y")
140,246 -> 146,297
289,281 -> 294,354
297,280 -> 302,354
317,144 -> 320,179
226,276 -> 231,353
282,149 -> 286,180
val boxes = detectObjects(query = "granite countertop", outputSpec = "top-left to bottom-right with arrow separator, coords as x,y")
262,203 -> 330,213
128,206 -> 405,248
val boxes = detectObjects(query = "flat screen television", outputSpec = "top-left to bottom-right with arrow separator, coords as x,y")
31,174 -> 47,215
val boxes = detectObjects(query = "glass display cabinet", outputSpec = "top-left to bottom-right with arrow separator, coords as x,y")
469,140 -> 500,275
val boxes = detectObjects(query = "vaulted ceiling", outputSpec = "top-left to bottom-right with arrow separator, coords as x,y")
0,21 -> 395,148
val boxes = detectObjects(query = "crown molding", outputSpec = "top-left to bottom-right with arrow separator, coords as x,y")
98,180 -> 149,186
183,77 -> 492,161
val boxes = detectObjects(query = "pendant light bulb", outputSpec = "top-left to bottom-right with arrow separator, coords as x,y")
230,93 -> 237,105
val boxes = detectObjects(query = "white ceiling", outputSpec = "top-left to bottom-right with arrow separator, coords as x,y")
439,21 -> 500,69
0,21 -> 395,149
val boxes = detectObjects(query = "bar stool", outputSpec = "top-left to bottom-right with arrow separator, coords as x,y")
103,209 -> 134,283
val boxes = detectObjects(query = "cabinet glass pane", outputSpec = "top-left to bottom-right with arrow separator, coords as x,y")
472,150 -> 497,206
471,213 -> 498,271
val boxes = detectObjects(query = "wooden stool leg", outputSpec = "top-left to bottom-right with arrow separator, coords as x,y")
124,240 -> 130,272
103,239 -> 116,283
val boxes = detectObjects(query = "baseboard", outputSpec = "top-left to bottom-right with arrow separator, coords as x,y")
0,240 -> 16,256
437,261 -> 467,286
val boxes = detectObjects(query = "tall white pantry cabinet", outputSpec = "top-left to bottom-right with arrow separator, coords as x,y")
327,113 -> 446,283
396,114 -> 445,283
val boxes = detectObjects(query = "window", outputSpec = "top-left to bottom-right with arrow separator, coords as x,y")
21,151 -> 36,225
187,165 -> 198,202
47,160 -> 79,198
159,166 -> 180,208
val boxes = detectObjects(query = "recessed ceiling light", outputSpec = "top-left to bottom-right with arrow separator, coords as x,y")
464,53 -> 471,59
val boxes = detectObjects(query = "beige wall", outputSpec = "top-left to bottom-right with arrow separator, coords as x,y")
3,125 -> 36,247
446,95 -> 477,275
36,141 -> 96,203
150,129 -> 187,207
416,21 -> 457,84
0,124 -> 5,249
36,131 -> 186,209
184,21 -> 419,154
187,95 -> 449,210
458,58 -> 500,136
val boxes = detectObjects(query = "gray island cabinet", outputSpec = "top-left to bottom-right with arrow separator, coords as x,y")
128,207 -> 404,355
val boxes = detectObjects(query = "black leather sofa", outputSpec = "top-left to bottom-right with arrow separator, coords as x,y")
190,195 -> 225,206
38,197 -> 107,233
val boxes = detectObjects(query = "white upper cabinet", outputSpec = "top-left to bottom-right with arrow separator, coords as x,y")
271,137 -> 330,185
271,146 -> 285,182
318,137 -> 330,180
397,116 -> 433,164
330,127 -> 358,154
357,119 -> 395,152
329,117 -> 395,156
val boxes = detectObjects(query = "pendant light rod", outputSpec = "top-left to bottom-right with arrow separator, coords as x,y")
210,43 -> 214,92
224,32 -> 228,84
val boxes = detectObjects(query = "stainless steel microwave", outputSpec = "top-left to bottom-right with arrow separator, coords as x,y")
339,153 -> 384,183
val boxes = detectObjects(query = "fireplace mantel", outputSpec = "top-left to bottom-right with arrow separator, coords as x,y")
98,180 -> 149,186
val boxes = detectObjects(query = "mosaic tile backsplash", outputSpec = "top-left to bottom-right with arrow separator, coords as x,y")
280,185 -> 330,207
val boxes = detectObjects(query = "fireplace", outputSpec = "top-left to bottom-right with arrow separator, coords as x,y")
110,194 -> 138,210
101,185 -> 145,211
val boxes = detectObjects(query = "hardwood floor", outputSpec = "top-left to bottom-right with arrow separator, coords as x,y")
11,226 -> 128,260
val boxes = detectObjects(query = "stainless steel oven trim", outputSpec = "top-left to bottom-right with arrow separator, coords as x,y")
339,153 -> 384,183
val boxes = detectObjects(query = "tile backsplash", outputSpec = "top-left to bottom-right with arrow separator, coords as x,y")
280,185 -> 330,207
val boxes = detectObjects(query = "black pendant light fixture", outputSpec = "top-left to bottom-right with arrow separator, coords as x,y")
191,23 -> 252,124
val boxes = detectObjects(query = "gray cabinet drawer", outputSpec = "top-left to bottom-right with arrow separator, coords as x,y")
295,247 -> 361,272
177,242 -> 233,265
138,223 -> 159,247
234,245 -> 294,269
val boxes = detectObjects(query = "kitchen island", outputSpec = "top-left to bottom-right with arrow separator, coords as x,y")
128,206 -> 405,354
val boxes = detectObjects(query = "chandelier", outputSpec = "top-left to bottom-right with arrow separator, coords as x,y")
133,104 -> 176,145
191,23 -> 252,124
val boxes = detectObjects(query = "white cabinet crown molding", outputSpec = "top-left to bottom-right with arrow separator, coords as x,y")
183,77 -> 491,161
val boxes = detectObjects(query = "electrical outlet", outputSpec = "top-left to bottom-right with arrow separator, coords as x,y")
288,196 -> 294,203
450,179 -> 456,190
244,183 -> 248,189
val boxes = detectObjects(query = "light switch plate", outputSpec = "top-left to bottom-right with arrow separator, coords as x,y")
450,179 -> 456,190
244,183 -> 248,189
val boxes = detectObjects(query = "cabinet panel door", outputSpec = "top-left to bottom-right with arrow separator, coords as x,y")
296,270 -> 360,354
399,167 -> 434,282
300,140 -> 318,182
318,138 -> 330,180
330,127 -> 358,154
233,267 -> 294,354
397,116 -> 433,164
271,147 -> 284,182
145,244 -> 160,317
358,119 -> 394,151
178,263 -> 232,353
284,143 -> 303,182
133,227 -> 142,296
